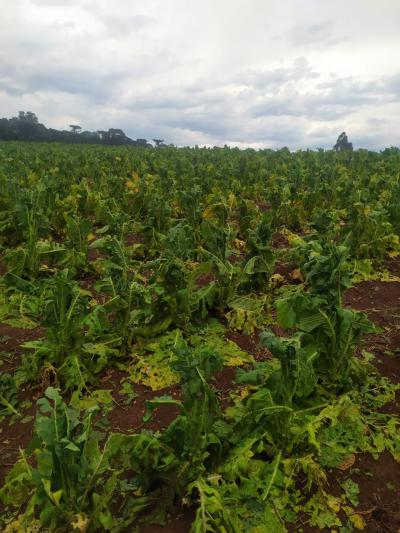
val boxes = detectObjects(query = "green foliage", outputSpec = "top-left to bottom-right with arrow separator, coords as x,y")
293,237 -> 352,304
346,202 -> 400,259
0,373 -> 20,420
0,142 -> 400,532
0,387 -> 123,531
272,241 -> 375,387
149,340 -> 224,468
273,292 -> 374,387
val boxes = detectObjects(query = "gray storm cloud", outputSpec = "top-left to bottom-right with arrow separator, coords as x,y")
0,0 -> 399,149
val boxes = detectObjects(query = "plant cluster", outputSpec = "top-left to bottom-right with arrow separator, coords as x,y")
0,142 -> 399,531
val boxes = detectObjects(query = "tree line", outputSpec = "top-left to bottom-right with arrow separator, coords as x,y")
0,112 -> 356,151
0,111 -> 166,147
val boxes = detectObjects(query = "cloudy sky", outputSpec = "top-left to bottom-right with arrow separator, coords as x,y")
1,0 -> 399,149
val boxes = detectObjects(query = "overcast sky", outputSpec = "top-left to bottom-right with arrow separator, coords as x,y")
1,0 -> 399,149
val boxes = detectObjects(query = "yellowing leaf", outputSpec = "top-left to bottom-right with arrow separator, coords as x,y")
226,354 -> 251,366
240,385 -> 252,399
71,513 -> 89,532
131,170 -> 140,180
349,513 -> 365,530
290,268 -> 304,282
227,192 -> 237,209
4,518 -> 42,532
270,273 -> 285,286
202,206 -> 215,221
392,450 -> 400,463
42,479 -> 62,507
326,493 -> 341,513
129,353 -> 179,391
234,238 -> 245,250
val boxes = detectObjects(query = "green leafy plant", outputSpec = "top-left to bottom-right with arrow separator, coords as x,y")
0,387 -> 123,531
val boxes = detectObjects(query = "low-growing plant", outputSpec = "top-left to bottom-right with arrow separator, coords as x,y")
0,387 -> 124,531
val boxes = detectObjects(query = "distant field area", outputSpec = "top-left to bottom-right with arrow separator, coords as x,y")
0,141 -> 399,532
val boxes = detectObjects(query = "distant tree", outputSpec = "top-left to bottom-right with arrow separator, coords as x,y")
136,138 -> 151,147
0,111 -> 163,147
78,130 -> 101,143
333,132 -> 353,151
18,111 -> 38,124
108,128 -> 128,145
96,128 -> 139,145
69,125 -> 82,134
12,111 -> 44,140
96,128 -> 129,145
0,118 -> 13,140
153,138 -> 165,147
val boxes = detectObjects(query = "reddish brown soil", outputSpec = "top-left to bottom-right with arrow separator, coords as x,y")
385,255 -> 400,276
0,323 -> 45,372
104,370 -> 182,433
272,232 -> 290,249
78,274 -> 97,288
105,365 -> 241,434
344,281 -> 400,314
226,328 -> 271,361
87,248 -> 108,262
0,387 -> 36,486
290,452 -> 400,533
195,272 -> 216,288
125,232 -> 143,246
0,323 -> 45,486
140,509 -> 195,533
256,201 -> 273,211
288,279 -> 400,532
212,365 -> 238,408
78,276 -> 109,304
273,261 -> 300,283
344,280 -> 400,383
0,261 -> 7,276
227,253 -> 244,265
331,281 -> 400,532
350,452 -> 400,533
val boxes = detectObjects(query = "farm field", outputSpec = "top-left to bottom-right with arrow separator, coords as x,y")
0,141 -> 399,532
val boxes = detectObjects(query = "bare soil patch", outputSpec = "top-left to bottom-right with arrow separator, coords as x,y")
139,509 -> 195,533
290,452 -> 400,533
105,370 -> 182,434
0,323 -> 45,372
125,232 -> 143,246
226,328 -> 271,361
272,232 -> 290,249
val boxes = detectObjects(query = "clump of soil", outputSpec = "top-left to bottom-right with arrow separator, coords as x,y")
226,328 -> 271,361
139,508 -> 196,533
195,272 -> 216,288
0,323 -> 45,373
272,232 -> 290,249
256,201 -> 273,212
103,370 -> 181,434
125,232 -> 143,246
87,248 -> 107,262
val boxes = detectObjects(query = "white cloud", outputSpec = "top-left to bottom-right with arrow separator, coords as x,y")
0,0 -> 399,148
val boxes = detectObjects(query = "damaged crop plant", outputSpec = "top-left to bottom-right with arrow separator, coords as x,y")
0,141 -> 399,532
